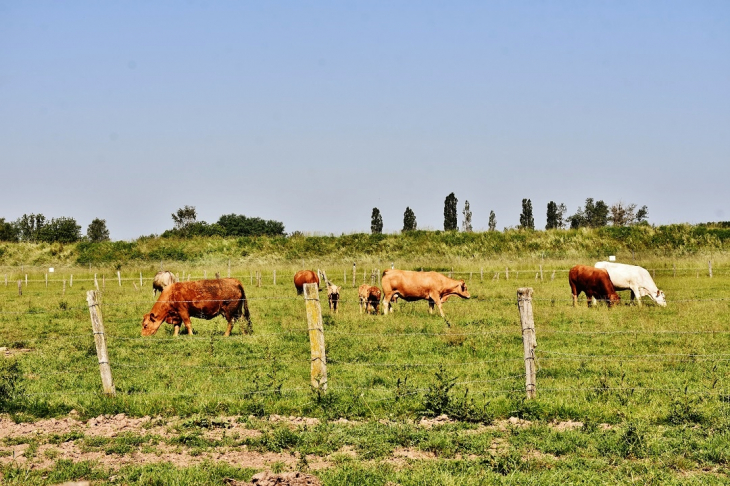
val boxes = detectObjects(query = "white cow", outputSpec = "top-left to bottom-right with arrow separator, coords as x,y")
594,262 -> 666,307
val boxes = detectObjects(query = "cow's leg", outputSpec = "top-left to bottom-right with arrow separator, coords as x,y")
631,286 -> 642,306
176,310 -> 193,335
224,318 -> 234,336
173,324 -> 181,336
382,292 -> 394,315
586,292 -> 594,307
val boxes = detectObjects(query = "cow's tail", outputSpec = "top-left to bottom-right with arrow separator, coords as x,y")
240,284 -> 253,335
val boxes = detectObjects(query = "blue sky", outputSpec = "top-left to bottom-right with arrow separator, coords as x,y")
1,1 -> 728,240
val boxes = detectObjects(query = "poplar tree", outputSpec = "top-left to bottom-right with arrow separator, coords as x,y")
444,192 -> 458,231
371,208 -> 383,234
488,211 -> 497,232
461,200 -> 473,232
403,207 -> 417,232
519,199 -> 535,230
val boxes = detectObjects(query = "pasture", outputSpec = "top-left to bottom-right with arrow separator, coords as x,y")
1,258 -> 729,484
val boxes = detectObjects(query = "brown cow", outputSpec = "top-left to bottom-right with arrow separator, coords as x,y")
142,278 -> 251,336
152,270 -> 178,296
569,265 -> 620,308
381,269 -> 470,317
358,284 -> 381,315
293,270 -> 320,295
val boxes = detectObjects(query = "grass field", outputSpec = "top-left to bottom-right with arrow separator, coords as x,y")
1,257 -> 729,484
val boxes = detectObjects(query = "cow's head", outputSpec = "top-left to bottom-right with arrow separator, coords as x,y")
459,281 -> 471,299
142,312 -> 173,336
608,292 -> 621,308
654,290 -> 667,307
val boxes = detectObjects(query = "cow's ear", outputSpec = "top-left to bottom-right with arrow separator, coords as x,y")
149,313 -> 156,322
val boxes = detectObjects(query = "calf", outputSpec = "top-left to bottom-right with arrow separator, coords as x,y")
327,282 -> 341,313
359,284 -> 382,315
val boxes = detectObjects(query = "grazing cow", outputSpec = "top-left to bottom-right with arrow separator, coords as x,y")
595,261 -> 666,307
569,265 -> 620,308
142,278 -> 251,336
152,270 -> 178,296
294,270 -> 320,295
327,282 -> 341,313
358,284 -> 382,315
381,269 -> 470,317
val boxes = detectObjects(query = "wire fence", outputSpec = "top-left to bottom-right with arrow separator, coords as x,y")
2,283 -> 730,410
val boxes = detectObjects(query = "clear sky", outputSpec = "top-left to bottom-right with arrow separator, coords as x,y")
1,1 -> 728,240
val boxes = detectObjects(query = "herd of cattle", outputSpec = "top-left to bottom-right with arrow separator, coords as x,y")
141,262 -> 666,336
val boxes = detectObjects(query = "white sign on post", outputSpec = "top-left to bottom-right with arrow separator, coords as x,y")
49,268 -> 55,273
608,256 -> 616,262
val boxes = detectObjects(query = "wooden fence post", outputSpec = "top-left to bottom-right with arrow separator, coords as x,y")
709,260 -> 713,278
70,274 -> 73,287
551,270 -> 555,281
540,265 -> 543,282
139,272 -> 143,288
94,274 -> 99,291
17,280 -> 22,296
45,273 -> 48,288
86,290 -> 115,396
517,287 -> 537,399
505,267 -> 509,280
273,269 -> 276,286
117,271 -> 122,287
25,274 -> 28,286
63,279 -> 66,296
352,263 -> 356,288
304,283 -> 327,392
673,264 -> 676,278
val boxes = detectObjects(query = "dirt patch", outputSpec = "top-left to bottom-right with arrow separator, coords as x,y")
0,347 -> 33,358
0,413 -> 329,473
418,414 -> 453,428
238,471 -> 322,485
268,415 -> 320,429
550,420 -> 584,431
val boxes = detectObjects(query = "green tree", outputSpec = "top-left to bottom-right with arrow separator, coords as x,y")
569,198 -> 609,228
87,218 -> 110,242
37,217 -> 81,243
171,205 -> 197,230
546,201 -> 567,229
0,218 -> 18,242
216,214 -> 285,237
488,210 -> 497,232
14,213 -> 45,242
370,208 -> 383,234
403,207 -> 417,232
519,198 -> 534,230
461,200 -> 473,232
636,205 -> 649,224
444,193 -> 458,231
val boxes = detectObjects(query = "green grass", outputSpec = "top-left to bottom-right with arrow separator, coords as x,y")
0,256 -> 729,483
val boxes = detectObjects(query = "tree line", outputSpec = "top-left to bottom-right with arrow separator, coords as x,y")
0,207 -> 286,243
370,195 -> 650,234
